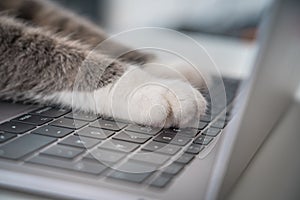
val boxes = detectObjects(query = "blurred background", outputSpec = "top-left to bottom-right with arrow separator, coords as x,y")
53,0 -> 272,40
50,0 -> 274,79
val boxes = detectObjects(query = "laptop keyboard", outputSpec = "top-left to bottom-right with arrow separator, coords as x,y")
0,77 -> 240,188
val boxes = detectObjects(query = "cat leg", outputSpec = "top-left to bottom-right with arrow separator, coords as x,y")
0,0 -> 152,64
0,16 -> 125,103
0,16 -> 206,128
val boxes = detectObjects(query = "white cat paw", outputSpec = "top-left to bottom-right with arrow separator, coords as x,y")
127,80 -> 206,127
101,66 -> 207,128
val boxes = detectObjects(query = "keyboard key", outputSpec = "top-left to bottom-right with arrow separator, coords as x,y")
113,131 -> 151,144
211,120 -> 226,129
175,153 -> 195,164
197,121 -> 209,130
108,171 -> 151,183
64,112 -> 98,122
194,135 -> 213,145
162,163 -> 184,175
27,155 -> 106,175
41,144 -> 84,159
108,161 -> 155,183
84,149 -> 126,164
125,124 -> 161,135
163,128 -> 199,138
131,152 -> 170,166
142,141 -> 181,155
99,140 -> 139,153
168,136 -> 191,146
200,115 -> 213,122
31,107 -> 70,118
59,135 -> 100,149
142,141 -> 166,151
50,118 -> 88,129
154,132 -> 191,146
32,125 -> 73,138
76,127 -> 114,140
72,159 -> 107,175
185,144 -> 205,154
0,134 -> 56,159
159,144 -> 182,156
202,128 -> 221,137
0,132 -> 16,143
115,160 -> 157,173
102,116 -> 129,123
90,119 -> 127,131
12,114 -> 53,125
0,121 -> 35,134
150,175 -> 173,188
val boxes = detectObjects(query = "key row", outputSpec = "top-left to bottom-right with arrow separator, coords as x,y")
25,148 -> 197,188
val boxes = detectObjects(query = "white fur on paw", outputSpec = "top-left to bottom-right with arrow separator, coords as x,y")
101,66 -> 207,128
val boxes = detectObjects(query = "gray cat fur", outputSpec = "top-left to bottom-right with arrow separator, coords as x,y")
0,0 -> 152,103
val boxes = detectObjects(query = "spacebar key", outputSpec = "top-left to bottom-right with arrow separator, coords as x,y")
0,134 -> 56,160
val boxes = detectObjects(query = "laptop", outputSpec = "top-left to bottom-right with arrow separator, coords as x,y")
0,0 -> 299,199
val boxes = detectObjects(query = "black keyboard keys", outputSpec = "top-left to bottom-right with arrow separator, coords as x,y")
113,131 -> 151,144
49,118 -> 88,129
131,152 -> 170,166
41,144 -> 84,159
31,107 -> 70,118
109,161 -> 155,182
125,124 -> 161,135
32,125 -> 73,138
0,121 -> 35,134
185,144 -> 205,154
162,163 -> 184,175
12,114 -> 53,126
116,160 -> 157,173
64,112 -> 98,122
194,135 -> 213,145
84,149 -> 126,164
0,134 -> 56,159
150,175 -> 173,188
197,121 -> 209,130
175,153 -> 195,164
59,135 -> 100,149
200,114 -> 213,122
76,127 -> 114,140
211,120 -> 226,129
90,119 -> 127,131
100,140 -> 139,153
163,128 -> 199,138
0,132 -> 16,143
108,171 -> 151,183
142,141 -> 181,155
154,132 -> 191,146
27,155 -> 107,175
202,128 -> 221,137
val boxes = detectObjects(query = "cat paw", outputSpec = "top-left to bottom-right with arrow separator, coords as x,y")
125,80 -> 206,127
98,66 -> 207,128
